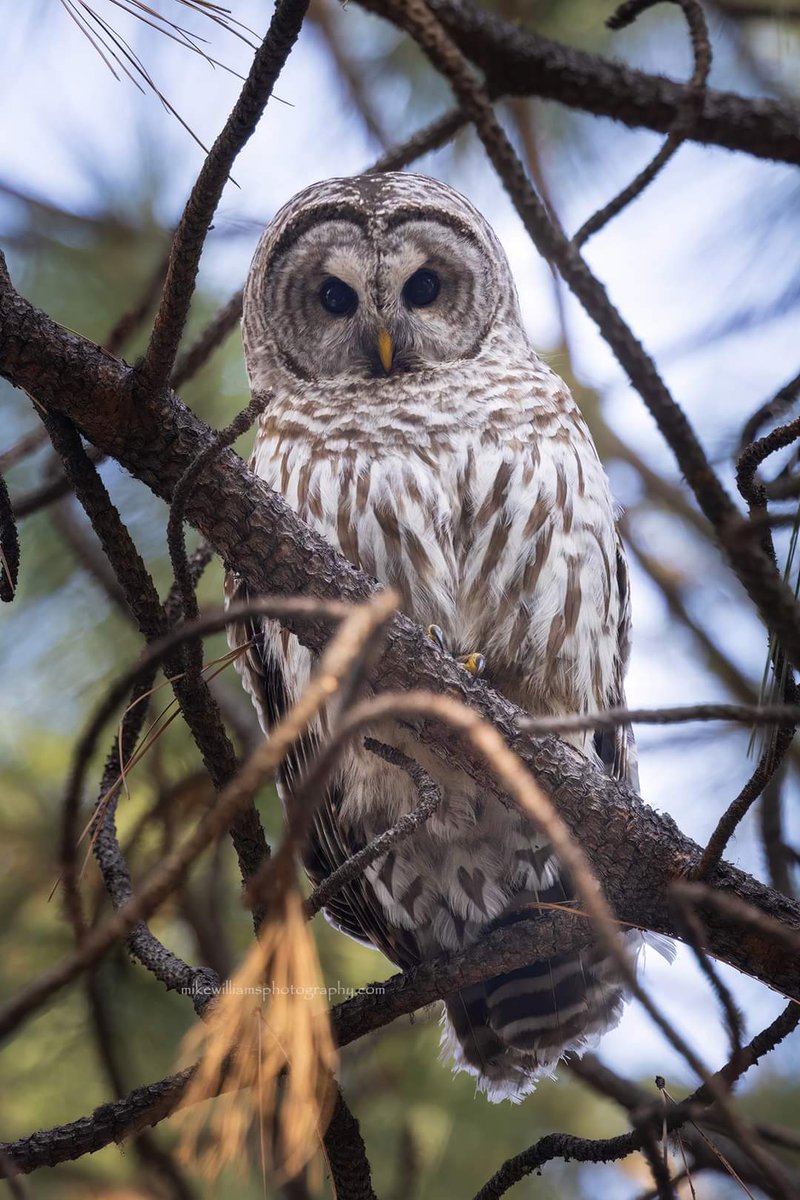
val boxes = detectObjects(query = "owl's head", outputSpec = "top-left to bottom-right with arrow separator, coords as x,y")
242,173 -> 522,385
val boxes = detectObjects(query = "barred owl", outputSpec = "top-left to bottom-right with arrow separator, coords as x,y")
226,173 -> 647,1102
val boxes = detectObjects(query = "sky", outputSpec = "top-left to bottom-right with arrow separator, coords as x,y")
1,0 -> 799,1121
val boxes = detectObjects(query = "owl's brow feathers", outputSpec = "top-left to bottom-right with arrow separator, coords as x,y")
266,204 -> 489,274
252,170 -> 502,262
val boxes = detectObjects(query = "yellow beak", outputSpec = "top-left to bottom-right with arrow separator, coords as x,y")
377,328 -> 393,374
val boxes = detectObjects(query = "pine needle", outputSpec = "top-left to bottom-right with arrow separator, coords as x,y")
48,641 -> 251,902
176,859 -> 337,1183
662,1085 -> 757,1199
55,0 -> 260,149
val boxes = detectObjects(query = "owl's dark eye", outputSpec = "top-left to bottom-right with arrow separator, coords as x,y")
319,277 -> 358,316
403,268 -> 440,308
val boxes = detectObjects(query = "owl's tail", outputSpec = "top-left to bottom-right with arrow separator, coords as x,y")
441,936 -> 642,1103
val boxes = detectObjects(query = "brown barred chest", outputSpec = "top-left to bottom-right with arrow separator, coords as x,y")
251,424 -> 622,724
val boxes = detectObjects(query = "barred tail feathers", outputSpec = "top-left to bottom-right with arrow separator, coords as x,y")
442,936 -> 642,1103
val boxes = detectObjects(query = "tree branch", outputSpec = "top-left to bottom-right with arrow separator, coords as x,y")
572,0 -> 712,250
0,257 -> 798,1002
139,0 -> 311,395
367,0 -> 800,165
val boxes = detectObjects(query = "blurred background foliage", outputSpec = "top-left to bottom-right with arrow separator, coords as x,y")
1,1 -> 800,1196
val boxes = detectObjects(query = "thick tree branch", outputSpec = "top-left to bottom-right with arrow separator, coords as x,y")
0,914 -> 591,1176
0,258 -> 798,1001
363,0 -> 800,165
2,912 -> 797,1179
0,1067 -> 197,1175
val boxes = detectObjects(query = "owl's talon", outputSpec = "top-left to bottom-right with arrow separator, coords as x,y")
427,624 -> 446,652
428,626 -> 485,676
458,652 -> 486,677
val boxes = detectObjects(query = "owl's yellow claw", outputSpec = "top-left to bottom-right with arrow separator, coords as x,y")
427,626 -> 485,676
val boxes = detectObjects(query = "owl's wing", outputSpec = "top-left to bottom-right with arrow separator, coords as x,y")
225,573 -> 420,970
593,536 -> 639,789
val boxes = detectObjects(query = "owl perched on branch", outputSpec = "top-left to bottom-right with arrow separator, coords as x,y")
227,173 -> 646,1102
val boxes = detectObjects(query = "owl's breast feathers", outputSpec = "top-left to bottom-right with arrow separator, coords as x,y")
227,353 -> 638,1101
248,351 -> 623,726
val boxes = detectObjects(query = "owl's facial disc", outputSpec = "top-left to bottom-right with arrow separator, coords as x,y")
264,214 -> 500,380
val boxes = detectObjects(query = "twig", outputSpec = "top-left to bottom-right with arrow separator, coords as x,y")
671,880 -> 800,957
167,394 -> 268,637
693,727 -> 795,879
90,665 -> 219,1009
473,1128 -> 658,1200
739,414 -> 800,512
594,412 -> 711,540
622,521 -> 763,711
11,445 -> 105,520
303,739 -> 442,918
88,547 -> 220,1012
638,1123 -> 677,1200
519,701 -> 800,735
0,469 -> 19,601
0,1067 -> 197,1175
322,1086 -> 379,1200
138,0 -> 311,395
659,1004 -> 800,1193
734,374 -> 800,827
49,496 -> 130,614
104,250 -> 171,357
669,894 -> 744,1062
366,107 -> 467,172
573,0 -> 711,248
739,369 -> 800,454
40,409 -> 168,937
569,1001 -> 800,1200
38,410 -> 166,636
702,1000 -> 800,1099
760,768 -> 795,896
314,0 -> 390,149
569,1053 -> 800,1197
170,288 -> 245,388
0,427 -> 48,472
0,1150 -> 28,1198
